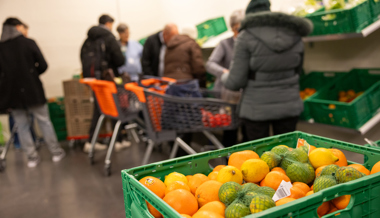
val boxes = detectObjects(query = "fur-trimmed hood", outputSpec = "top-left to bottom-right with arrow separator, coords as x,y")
240,12 -> 313,52
241,12 -> 313,36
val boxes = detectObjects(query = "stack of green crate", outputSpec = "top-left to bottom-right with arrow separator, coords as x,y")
299,71 -> 346,121
48,97 -> 67,141
196,17 -> 228,42
307,69 -> 380,129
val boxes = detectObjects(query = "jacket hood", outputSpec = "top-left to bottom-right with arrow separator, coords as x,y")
87,25 -> 113,40
167,35 -> 193,49
0,25 -> 22,42
240,12 -> 313,52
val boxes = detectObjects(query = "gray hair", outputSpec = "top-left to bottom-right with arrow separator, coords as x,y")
116,23 -> 129,33
230,10 -> 245,28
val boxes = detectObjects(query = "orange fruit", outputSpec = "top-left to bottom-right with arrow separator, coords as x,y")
310,185 -> 313,190
163,189 -> 198,216
315,165 -> 328,177
147,202 -> 162,218
195,180 -> 223,207
330,149 -> 348,167
260,179 -> 266,187
306,191 -> 314,196
317,201 -> 330,217
139,176 -> 166,199
289,186 -> 306,199
271,167 -> 286,175
275,197 -> 296,206
213,165 -> 226,172
181,215 -> 192,218
197,201 -> 225,217
228,150 -> 259,170
186,175 -> 193,181
371,161 -> 380,175
328,204 -> 338,214
310,145 -> 317,153
208,171 -> 218,180
165,181 -> 191,195
293,182 -> 310,195
331,195 -> 351,210
189,174 -> 210,194
348,164 -> 370,175
262,171 -> 290,190
192,211 -> 224,218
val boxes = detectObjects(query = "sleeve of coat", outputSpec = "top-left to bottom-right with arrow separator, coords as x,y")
30,39 -> 48,74
206,42 -> 226,78
190,42 -> 206,75
141,36 -> 155,76
108,37 -> 125,68
222,33 -> 250,91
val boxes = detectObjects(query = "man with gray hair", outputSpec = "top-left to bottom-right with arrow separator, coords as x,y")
117,23 -> 143,82
206,9 -> 245,147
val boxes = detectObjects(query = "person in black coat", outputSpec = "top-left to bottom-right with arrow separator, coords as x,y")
0,17 -> 65,167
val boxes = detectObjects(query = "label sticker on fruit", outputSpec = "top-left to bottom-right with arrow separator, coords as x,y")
297,138 -> 311,155
272,180 -> 293,202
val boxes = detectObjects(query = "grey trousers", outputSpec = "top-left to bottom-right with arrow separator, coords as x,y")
12,104 -> 63,158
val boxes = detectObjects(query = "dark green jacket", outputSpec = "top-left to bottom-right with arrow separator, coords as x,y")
222,12 -> 313,121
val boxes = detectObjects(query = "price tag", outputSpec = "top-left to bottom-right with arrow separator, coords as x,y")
272,180 -> 293,202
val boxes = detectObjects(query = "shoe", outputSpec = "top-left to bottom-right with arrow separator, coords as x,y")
122,140 -> 131,148
27,156 -> 41,168
52,150 -> 66,162
83,142 -> 107,153
115,141 -> 130,152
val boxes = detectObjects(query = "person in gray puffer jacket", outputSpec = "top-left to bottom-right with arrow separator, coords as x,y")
222,0 -> 313,141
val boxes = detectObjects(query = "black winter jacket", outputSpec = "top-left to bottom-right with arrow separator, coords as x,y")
141,31 -> 163,77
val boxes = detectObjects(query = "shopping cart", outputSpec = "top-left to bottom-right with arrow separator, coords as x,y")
0,117 -> 17,172
125,78 -> 240,165
80,79 -> 143,176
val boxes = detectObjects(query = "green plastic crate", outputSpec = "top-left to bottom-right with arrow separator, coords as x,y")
307,1 -> 372,36
299,71 -> 346,121
48,97 -> 65,117
51,117 -> 67,131
121,131 -> 380,218
307,69 -> 380,129
55,130 -> 67,141
196,17 -> 228,40
370,0 -> 380,21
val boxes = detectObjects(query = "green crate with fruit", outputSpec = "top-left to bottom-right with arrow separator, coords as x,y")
369,0 -> 380,21
121,131 -> 380,218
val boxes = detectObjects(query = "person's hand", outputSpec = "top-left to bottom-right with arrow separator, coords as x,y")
223,69 -> 229,74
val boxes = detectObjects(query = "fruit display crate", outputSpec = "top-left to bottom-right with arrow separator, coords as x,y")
307,69 -> 380,129
370,0 -> 380,21
306,1 -> 372,36
121,131 -> 380,218
196,17 -> 228,41
48,97 -> 65,118
299,71 -> 346,121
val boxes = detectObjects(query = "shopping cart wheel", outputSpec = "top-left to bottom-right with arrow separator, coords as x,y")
104,164 -> 111,176
0,159 -> 6,172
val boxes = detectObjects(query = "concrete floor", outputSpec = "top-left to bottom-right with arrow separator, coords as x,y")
1,121 -> 379,218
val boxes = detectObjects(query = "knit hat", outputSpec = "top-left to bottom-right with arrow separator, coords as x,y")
245,0 -> 271,14
3,17 -> 23,26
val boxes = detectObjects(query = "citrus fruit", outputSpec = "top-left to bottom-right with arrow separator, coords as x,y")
189,174 -> 210,194
280,149 -> 308,171
192,211 -> 223,218
309,148 -> 339,169
197,201 -> 226,217
271,167 -> 286,175
319,164 -> 340,177
241,182 -> 260,193
228,150 -> 259,170
186,175 -> 193,181
328,204 -> 338,214
315,165 -> 328,177
260,151 -> 282,170
348,164 -> 370,175
147,202 -> 162,218
313,175 -> 337,193
261,171 -> 290,190
195,180 -> 223,207
286,162 -> 315,184
271,145 -> 290,157
139,176 -> 166,199
332,195 -> 351,210
180,214 -> 192,218
276,197 -> 296,206
288,186 -> 306,199
218,181 -> 241,206
250,194 -> 276,214
163,189 -> 198,216
217,166 -> 243,184
292,182 -> 310,194
165,181 -> 191,195
335,166 -> 364,184
213,165 -> 226,172
256,186 -> 276,198
371,161 -> 380,175
241,159 -> 269,183
164,172 -> 188,186
306,190 -> 314,196
330,149 -> 348,167
317,201 -> 330,217
208,171 -> 219,180
225,201 -> 251,218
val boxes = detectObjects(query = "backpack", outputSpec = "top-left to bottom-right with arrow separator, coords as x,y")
81,38 -> 108,79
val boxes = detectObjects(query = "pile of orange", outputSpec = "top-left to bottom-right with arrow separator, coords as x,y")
300,88 -> 316,100
338,90 -> 364,103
